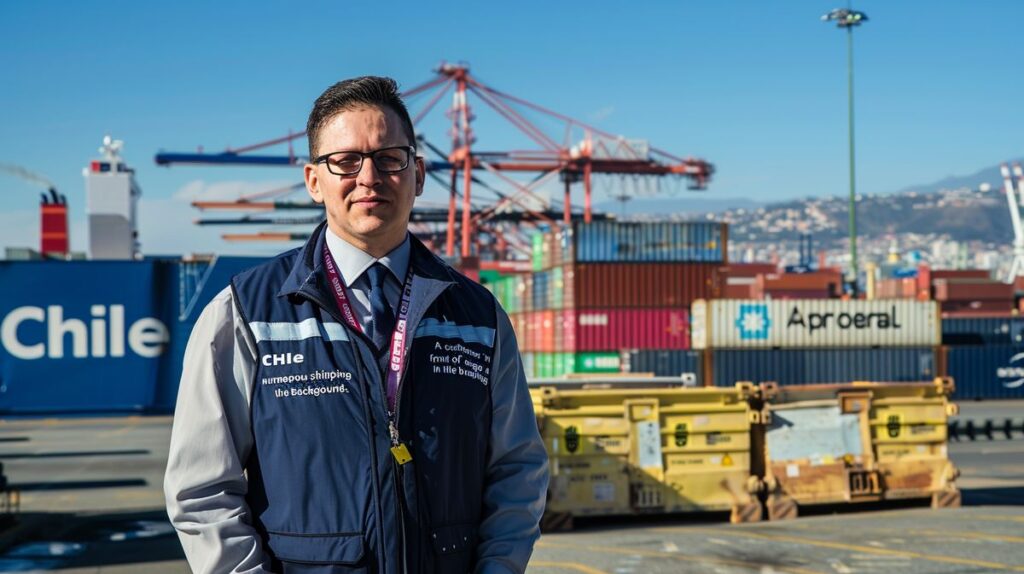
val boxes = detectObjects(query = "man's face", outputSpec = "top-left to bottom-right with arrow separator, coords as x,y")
304,106 -> 424,252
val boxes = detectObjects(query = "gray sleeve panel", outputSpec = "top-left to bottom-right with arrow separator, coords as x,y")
475,303 -> 550,574
164,286 -> 271,574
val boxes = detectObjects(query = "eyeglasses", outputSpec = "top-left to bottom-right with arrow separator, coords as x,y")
313,145 -> 416,176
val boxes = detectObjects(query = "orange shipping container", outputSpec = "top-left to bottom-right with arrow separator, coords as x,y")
539,310 -> 556,353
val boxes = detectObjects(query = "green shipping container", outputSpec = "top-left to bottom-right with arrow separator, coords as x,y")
532,234 -> 544,272
574,352 -> 622,373
536,352 -> 554,378
478,269 -> 503,285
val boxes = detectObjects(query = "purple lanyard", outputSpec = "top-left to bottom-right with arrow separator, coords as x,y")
322,242 -> 414,417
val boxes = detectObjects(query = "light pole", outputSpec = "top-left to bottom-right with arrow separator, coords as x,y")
822,7 -> 868,295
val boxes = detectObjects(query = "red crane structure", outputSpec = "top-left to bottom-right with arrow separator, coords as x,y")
155,63 -> 714,258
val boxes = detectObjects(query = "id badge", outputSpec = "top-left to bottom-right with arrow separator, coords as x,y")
390,443 -> 413,465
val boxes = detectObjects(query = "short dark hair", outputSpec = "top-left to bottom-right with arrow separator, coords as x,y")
306,76 -> 416,160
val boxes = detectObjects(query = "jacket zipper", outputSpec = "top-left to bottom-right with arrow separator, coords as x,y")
299,291 -> 390,573
390,282 -> 455,573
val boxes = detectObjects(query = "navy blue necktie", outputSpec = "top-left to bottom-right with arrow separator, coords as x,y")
366,263 -> 396,351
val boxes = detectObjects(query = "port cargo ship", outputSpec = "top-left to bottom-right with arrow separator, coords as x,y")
1,140 -> 1022,416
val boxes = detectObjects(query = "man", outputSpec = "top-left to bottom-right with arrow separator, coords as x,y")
165,76 -> 549,574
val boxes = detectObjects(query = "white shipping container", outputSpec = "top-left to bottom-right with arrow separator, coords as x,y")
691,299 -> 941,349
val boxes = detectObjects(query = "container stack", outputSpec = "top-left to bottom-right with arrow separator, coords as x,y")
636,299 -> 942,387
943,316 -> 1024,399
925,267 -> 1024,399
489,220 -> 726,378
751,269 -> 844,299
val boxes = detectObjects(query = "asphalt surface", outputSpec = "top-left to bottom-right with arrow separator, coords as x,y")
0,412 -> 1019,573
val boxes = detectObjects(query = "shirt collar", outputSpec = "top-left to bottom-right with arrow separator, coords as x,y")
325,227 -> 410,287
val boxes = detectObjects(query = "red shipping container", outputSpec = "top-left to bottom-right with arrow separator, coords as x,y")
717,263 -> 778,278
560,308 -> 690,351
558,309 -> 576,351
513,313 -> 527,351
933,279 -> 1014,302
522,312 -> 544,352
931,269 -> 991,280
571,263 -> 716,308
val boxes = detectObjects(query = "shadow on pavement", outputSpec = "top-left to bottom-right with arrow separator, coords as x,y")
13,478 -> 148,491
961,485 -> 1024,505
0,449 -> 150,459
0,509 -> 185,570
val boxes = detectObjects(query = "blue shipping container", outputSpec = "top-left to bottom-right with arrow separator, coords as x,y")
531,270 -> 550,311
945,345 -> 1024,400
570,221 -> 725,263
941,317 -> 1024,346
627,349 -> 702,386
0,256 -> 263,415
710,347 -> 936,387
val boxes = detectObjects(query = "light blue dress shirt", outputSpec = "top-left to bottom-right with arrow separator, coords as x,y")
324,228 -> 410,343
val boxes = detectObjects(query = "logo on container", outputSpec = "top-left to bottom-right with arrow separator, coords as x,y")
735,304 -> 771,340
1,305 -> 168,360
996,352 -> 1024,389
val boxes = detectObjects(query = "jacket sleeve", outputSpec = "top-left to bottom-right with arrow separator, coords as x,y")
475,304 -> 550,574
164,286 -> 270,573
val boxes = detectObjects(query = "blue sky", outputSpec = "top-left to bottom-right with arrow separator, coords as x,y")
2,0 -> 1022,255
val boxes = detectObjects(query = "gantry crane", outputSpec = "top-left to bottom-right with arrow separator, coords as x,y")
155,63 -> 714,258
1000,163 -> 1024,283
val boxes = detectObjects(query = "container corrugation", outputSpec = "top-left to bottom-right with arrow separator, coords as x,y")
945,345 -> 1024,399
933,279 -> 1014,302
941,316 -> 1024,346
557,310 -> 576,351
532,270 -> 550,310
574,263 -> 716,309
558,221 -> 726,264
709,347 -> 937,387
558,308 -> 690,351
691,299 -> 941,349
626,349 -> 702,385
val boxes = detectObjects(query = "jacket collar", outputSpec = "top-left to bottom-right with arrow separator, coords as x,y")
277,219 -> 456,300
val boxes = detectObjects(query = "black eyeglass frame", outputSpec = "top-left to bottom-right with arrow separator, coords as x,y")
313,145 -> 417,176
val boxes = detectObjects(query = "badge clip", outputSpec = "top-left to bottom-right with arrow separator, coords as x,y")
390,443 -> 413,465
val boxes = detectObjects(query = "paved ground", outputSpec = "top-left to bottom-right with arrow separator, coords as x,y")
0,412 -> 1020,573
